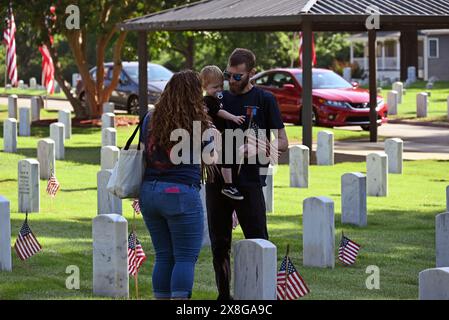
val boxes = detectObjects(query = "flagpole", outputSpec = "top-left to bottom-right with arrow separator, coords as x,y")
132,210 -> 139,300
284,244 -> 291,300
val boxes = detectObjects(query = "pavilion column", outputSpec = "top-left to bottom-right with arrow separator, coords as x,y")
138,31 -> 149,121
368,29 -> 378,142
301,20 -> 313,153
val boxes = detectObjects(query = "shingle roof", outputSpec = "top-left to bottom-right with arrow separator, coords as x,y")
119,0 -> 449,31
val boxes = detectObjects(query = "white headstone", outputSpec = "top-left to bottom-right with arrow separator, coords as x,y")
317,131 -> 334,166
199,183 -> 211,247
367,152 -> 388,197
341,173 -> 367,227
18,80 -> 25,89
101,113 -> 115,131
37,139 -> 55,180
7,95 -> 18,119
102,128 -> 117,147
417,93 -> 428,118
29,77 -> 37,89
446,186 -> 449,212
262,166 -> 274,214
387,91 -> 398,115
289,145 -> 309,188
101,146 -> 120,170
0,196 -> 12,271
72,73 -> 81,88
385,138 -> 403,174
303,197 -> 335,268
18,107 -> 31,137
31,96 -> 42,122
392,82 -> 403,104
407,66 -> 417,84
54,83 -> 61,94
58,110 -> 72,140
50,122 -> 65,160
18,159 -> 40,213
3,118 -> 17,153
234,239 -> 277,300
93,214 -> 129,298
97,170 -> 122,215
419,268 -> 449,300
103,102 -> 115,114
343,67 -> 352,83
436,212 -> 449,268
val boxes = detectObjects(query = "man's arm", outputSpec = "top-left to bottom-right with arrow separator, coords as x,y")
272,127 -> 289,154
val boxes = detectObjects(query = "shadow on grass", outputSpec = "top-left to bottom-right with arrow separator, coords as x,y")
15,146 -> 100,166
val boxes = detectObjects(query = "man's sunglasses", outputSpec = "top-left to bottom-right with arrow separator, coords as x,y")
223,71 -> 246,81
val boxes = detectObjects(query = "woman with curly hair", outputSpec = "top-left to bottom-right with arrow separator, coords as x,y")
138,70 -> 215,300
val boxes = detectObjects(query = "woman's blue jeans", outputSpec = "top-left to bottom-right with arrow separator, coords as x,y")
139,180 -> 204,299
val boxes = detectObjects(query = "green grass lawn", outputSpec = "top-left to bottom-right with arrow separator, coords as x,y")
0,87 -> 66,99
379,81 -> 449,123
0,103 -> 448,300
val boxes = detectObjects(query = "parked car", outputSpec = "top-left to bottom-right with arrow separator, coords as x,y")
75,62 -> 173,114
252,68 -> 388,130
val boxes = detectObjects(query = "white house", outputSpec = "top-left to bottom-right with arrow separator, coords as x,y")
349,29 -> 449,82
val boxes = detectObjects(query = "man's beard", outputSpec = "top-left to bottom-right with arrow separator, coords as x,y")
230,76 -> 250,95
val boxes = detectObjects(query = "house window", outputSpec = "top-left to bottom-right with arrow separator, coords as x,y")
429,38 -> 439,59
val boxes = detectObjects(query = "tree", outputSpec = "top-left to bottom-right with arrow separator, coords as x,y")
8,1 -> 172,119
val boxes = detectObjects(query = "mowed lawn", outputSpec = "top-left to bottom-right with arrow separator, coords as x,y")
380,81 -> 449,123
0,103 -> 448,300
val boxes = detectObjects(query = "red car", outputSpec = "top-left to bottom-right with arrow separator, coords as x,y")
252,68 -> 388,130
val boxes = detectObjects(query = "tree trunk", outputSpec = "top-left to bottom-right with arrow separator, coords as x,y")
185,36 -> 195,69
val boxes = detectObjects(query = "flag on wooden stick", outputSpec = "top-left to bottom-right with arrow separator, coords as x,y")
14,213 -> 42,261
128,232 -> 147,276
338,233 -> 361,266
46,172 -> 60,198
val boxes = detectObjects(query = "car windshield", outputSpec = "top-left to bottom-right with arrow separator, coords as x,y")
295,71 -> 353,89
125,65 -> 173,82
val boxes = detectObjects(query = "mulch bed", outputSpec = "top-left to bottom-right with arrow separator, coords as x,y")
32,116 -> 140,128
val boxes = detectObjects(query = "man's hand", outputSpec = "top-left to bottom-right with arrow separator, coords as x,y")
231,115 -> 246,125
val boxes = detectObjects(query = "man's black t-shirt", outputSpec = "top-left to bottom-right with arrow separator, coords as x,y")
222,86 -> 284,187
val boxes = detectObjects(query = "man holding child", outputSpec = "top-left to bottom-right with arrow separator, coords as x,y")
202,48 -> 289,300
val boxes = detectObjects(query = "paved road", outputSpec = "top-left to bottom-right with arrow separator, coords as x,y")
2,96 -> 448,160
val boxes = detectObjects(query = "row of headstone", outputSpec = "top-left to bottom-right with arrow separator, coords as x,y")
92,213 -> 278,299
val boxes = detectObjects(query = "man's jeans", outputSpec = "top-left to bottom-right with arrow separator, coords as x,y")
140,180 -> 204,299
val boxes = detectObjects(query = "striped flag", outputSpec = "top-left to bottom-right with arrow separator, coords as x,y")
39,44 -> 55,94
298,32 -> 317,68
132,199 -> 141,215
338,234 -> 361,266
14,216 -> 42,261
2,4 -> 18,87
277,256 -> 310,300
128,232 -> 147,276
46,173 -> 60,197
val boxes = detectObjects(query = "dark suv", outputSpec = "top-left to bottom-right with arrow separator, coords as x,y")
75,62 -> 173,114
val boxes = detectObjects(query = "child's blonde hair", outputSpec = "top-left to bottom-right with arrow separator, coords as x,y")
200,65 -> 224,89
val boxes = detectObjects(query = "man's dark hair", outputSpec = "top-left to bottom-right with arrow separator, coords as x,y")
228,48 -> 256,72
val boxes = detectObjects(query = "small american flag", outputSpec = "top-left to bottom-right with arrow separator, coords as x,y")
14,216 -> 42,261
277,256 -> 310,300
338,235 -> 361,266
46,173 -> 60,197
128,232 -> 147,276
132,199 -> 141,215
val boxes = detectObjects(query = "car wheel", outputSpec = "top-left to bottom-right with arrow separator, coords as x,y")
361,125 -> 370,131
127,96 -> 139,115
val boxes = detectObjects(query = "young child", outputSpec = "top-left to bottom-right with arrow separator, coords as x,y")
200,65 -> 245,201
